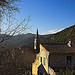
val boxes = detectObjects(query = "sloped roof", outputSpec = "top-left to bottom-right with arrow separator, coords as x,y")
41,43 -> 75,54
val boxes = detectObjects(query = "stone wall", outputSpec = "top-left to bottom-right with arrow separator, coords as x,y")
49,53 -> 75,71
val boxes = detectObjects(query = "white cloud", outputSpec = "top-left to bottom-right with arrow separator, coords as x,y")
48,28 -> 64,34
40,33 -> 49,35
40,28 -> 64,35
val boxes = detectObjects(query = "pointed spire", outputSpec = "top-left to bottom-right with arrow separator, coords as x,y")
37,28 -> 38,36
36,28 -> 39,52
34,28 -> 40,53
36,28 -> 38,41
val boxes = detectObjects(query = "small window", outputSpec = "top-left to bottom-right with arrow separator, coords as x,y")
67,56 -> 72,65
40,57 -> 42,62
43,58 -> 45,65
46,53 -> 47,58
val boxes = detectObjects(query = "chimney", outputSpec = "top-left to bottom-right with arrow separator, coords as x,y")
67,40 -> 72,47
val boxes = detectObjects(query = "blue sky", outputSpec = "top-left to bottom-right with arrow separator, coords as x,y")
16,0 -> 75,35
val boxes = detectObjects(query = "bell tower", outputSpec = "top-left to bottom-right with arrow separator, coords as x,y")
34,29 -> 40,53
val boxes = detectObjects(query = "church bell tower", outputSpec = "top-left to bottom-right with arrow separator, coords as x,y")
34,29 -> 40,53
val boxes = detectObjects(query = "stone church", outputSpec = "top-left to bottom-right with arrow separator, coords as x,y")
32,29 -> 75,75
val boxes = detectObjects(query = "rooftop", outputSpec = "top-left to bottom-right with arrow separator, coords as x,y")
41,43 -> 75,54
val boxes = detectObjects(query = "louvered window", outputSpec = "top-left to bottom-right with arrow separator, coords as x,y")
67,56 -> 72,65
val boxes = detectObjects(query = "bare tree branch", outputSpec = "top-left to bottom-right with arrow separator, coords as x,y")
0,0 -> 31,44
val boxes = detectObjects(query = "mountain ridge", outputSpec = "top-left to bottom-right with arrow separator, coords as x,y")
41,25 -> 75,45
0,25 -> 75,49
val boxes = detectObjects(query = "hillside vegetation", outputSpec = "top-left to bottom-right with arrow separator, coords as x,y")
41,25 -> 75,44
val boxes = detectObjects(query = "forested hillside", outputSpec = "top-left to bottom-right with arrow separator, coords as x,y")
41,25 -> 75,44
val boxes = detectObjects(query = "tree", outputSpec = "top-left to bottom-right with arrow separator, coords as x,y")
0,0 -> 20,21
0,1 -> 32,75
0,0 -> 19,14
0,0 -> 31,44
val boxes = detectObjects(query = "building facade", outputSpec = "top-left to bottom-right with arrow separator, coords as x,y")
32,44 -> 55,75
32,29 -> 55,75
32,30 -> 75,75
42,43 -> 75,71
